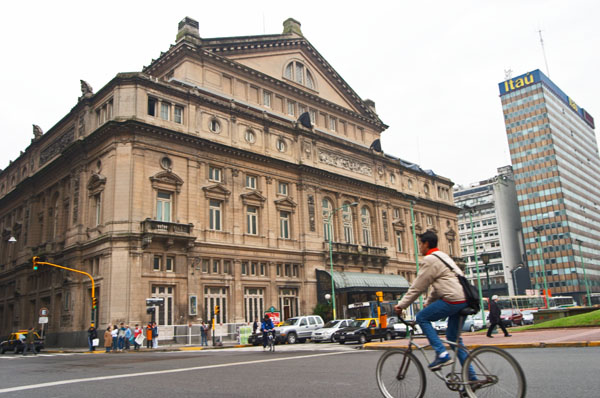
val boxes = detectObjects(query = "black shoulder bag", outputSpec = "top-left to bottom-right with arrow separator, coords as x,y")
432,253 -> 480,313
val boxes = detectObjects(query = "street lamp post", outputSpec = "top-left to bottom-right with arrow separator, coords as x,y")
327,202 -> 358,320
575,239 -> 592,307
464,205 -> 486,322
532,225 -> 550,309
409,200 -> 423,310
481,252 -> 491,297
512,264 -> 523,296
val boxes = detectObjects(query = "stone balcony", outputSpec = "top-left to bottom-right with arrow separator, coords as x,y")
141,218 -> 196,249
324,241 -> 389,266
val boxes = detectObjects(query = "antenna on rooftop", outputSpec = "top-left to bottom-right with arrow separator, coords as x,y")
538,29 -> 550,77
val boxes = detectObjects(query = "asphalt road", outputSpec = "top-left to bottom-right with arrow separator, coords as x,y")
1,344 -> 598,397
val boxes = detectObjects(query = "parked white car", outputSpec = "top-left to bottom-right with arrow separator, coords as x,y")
311,319 -> 353,343
275,315 -> 324,344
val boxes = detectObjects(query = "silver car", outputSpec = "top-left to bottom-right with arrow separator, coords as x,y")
311,319 -> 353,343
275,315 -> 324,344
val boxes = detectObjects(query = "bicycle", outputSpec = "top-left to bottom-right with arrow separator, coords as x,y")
263,330 -> 275,352
375,311 -> 526,397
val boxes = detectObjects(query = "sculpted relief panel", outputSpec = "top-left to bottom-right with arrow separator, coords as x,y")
318,150 -> 373,177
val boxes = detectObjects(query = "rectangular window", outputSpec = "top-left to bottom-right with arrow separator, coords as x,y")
94,193 -> 102,226
156,191 -> 172,222
278,182 -> 288,196
153,256 -> 161,271
251,262 -> 257,276
174,106 -> 183,124
263,91 -> 271,108
309,109 -> 316,124
395,230 -> 403,252
287,100 -> 295,116
285,263 -> 291,277
212,259 -> 220,274
329,117 -> 337,132
246,175 -> 257,189
209,200 -> 222,231
241,261 -> 248,275
260,262 -> 266,276
160,103 -> 170,120
208,166 -> 222,182
293,264 -> 299,277
166,257 -> 174,272
426,215 -> 433,225
247,206 -> 258,235
202,259 -> 209,273
148,97 -> 157,116
277,264 -> 282,276
279,211 -> 290,239
223,260 -> 231,275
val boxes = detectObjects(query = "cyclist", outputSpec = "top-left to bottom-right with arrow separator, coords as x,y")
261,314 -> 275,351
395,230 -> 476,381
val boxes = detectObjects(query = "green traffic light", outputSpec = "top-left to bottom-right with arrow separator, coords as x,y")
33,265 -> 38,270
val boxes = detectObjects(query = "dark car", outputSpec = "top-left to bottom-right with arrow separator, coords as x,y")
248,331 -> 278,346
0,330 -> 44,354
334,318 -> 394,344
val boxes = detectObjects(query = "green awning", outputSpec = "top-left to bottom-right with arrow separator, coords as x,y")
317,270 -> 409,293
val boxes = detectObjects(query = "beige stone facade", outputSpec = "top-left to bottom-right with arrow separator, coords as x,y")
0,17 -> 459,344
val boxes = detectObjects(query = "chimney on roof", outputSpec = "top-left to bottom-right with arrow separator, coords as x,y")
282,18 -> 303,36
365,99 -> 377,114
176,17 -> 200,43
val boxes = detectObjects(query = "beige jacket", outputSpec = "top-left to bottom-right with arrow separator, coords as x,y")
398,250 -> 465,308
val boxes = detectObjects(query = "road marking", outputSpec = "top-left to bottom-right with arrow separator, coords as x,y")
0,351 -> 360,394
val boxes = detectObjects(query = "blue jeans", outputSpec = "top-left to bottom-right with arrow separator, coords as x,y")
416,300 -> 476,379
201,334 -> 207,346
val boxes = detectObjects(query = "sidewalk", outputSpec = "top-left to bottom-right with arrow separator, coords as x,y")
364,327 -> 600,350
45,341 -> 249,354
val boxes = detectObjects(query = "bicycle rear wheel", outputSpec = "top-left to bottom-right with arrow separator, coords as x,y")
376,349 -> 426,398
462,346 -> 526,398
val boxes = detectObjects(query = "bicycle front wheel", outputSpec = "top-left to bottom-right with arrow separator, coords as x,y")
376,349 -> 426,398
462,346 -> 526,398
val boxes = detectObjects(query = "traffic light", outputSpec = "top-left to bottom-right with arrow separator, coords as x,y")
92,297 -> 97,309
146,307 -> 156,314
375,291 -> 383,302
214,305 -> 220,315
32,256 -> 39,271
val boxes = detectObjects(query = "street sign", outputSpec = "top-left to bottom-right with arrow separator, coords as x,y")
39,316 -> 48,324
39,307 -> 49,316
146,298 -> 164,306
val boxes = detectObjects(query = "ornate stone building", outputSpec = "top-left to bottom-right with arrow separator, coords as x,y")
0,17 -> 459,344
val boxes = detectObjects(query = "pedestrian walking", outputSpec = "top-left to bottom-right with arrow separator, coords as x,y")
252,318 -> 259,334
111,324 -> 118,351
117,322 -> 126,351
152,322 -> 159,348
487,295 -> 512,338
200,321 -> 208,346
133,324 -> 143,351
22,327 -> 37,356
87,323 -> 98,352
146,322 -> 153,349
104,326 -> 113,353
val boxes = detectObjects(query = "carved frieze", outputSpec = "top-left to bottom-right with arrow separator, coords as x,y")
40,128 -> 75,165
307,194 -> 316,232
318,150 -> 372,176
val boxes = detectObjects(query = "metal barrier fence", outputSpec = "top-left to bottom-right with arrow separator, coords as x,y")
157,323 -> 254,345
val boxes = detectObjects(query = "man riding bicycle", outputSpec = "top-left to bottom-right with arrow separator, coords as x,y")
395,230 -> 476,381
261,314 -> 275,350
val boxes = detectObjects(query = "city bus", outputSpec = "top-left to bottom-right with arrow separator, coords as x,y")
495,295 -> 576,311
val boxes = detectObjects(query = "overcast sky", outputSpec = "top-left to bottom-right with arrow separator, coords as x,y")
1,0 -> 598,186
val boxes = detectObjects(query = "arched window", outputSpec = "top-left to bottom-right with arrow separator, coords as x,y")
284,60 -> 315,90
322,198 -> 334,242
361,206 -> 372,246
342,202 -> 354,244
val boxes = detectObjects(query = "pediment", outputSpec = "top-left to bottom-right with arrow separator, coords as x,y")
274,197 -> 297,210
87,173 -> 106,191
240,191 -> 267,206
202,183 -> 231,200
150,171 -> 184,187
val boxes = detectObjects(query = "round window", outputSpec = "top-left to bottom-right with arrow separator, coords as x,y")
245,129 -> 256,143
276,139 -> 286,152
209,118 -> 221,134
160,156 -> 172,170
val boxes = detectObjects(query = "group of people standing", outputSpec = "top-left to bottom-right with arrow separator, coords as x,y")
100,323 -> 150,353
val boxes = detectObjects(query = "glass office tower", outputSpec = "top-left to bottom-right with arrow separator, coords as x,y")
499,69 -> 599,304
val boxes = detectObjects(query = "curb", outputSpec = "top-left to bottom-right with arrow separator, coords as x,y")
363,341 -> 600,350
43,344 -> 254,354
